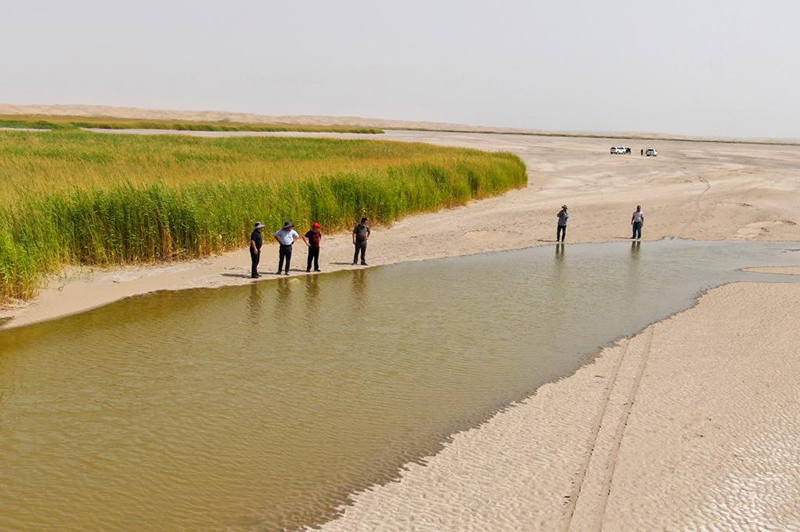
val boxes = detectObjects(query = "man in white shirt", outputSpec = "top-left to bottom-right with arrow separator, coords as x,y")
631,205 -> 645,240
274,221 -> 300,275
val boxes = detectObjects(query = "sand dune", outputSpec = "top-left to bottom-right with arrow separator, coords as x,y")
3,102 -> 798,144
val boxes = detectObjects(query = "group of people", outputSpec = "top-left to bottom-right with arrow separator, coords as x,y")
248,206 -> 645,279
249,217 -> 371,278
555,204 -> 645,242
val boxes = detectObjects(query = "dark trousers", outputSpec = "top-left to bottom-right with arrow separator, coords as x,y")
307,247 -> 320,271
632,221 -> 642,239
557,225 -> 567,242
353,240 -> 367,264
250,251 -> 260,278
278,244 -> 293,274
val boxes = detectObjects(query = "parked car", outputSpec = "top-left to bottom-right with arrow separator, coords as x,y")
645,148 -> 658,157
610,146 -> 631,155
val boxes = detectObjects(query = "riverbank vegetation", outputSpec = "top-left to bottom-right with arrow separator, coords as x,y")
0,130 -> 526,300
0,114 -> 383,134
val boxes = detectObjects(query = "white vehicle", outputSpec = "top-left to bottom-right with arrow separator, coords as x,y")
645,148 -> 658,157
610,146 -> 631,155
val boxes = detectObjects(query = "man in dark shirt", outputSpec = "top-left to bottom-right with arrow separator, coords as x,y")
352,217 -> 371,266
250,221 -> 265,278
302,222 -> 323,272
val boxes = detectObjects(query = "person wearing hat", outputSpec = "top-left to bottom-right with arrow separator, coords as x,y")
302,222 -> 323,272
556,205 -> 570,242
249,222 -> 265,279
274,221 -> 300,275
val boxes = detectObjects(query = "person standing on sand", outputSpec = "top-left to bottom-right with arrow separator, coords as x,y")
250,222 -> 265,279
557,205 -> 570,242
274,221 -> 299,275
631,205 -> 645,240
353,217 -> 371,266
303,222 -> 323,272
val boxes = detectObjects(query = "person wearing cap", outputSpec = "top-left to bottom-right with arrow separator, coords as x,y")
557,205 -> 570,242
302,222 -> 323,272
274,221 -> 300,275
352,217 -> 371,266
631,205 -> 645,240
249,222 -> 265,278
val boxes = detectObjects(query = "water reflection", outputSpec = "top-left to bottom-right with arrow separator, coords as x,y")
304,275 -> 321,320
555,242 -> 565,262
248,282 -> 263,324
350,269 -> 367,305
274,277 -> 293,320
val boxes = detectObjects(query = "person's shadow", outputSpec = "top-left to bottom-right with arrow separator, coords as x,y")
221,273 -> 252,279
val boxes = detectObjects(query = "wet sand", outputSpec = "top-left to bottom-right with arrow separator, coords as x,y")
3,126 -> 800,530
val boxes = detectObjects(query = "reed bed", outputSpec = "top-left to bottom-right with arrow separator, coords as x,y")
0,130 -> 526,300
0,114 -> 383,134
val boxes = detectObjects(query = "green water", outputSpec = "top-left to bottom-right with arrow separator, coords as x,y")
1,240 -> 799,531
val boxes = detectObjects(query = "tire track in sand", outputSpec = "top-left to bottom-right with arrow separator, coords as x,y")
563,326 -> 658,532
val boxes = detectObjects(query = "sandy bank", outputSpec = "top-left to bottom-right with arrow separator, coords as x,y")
315,278 -> 800,531
3,129 -> 800,328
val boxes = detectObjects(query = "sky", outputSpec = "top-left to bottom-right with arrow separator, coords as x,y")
2,0 -> 799,138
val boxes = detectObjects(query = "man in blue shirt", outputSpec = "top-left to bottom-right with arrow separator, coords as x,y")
274,221 -> 300,275
557,205 -> 570,242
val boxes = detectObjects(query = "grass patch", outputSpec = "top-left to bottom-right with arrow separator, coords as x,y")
0,114 -> 384,134
0,129 -> 526,300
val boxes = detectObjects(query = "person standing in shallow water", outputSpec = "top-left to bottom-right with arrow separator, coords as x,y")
556,205 -> 570,242
274,221 -> 299,275
250,222 -> 265,279
353,217 -> 371,265
303,222 -> 323,272
631,205 -> 645,240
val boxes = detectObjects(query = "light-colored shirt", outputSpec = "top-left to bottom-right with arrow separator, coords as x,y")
557,211 -> 570,226
632,211 -> 644,223
274,228 -> 299,245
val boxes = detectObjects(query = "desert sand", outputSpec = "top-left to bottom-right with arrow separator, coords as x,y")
2,126 -> 800,530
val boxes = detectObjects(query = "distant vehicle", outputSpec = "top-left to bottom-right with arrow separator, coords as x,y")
645,148 -> 658,157
610,146 -> 631,155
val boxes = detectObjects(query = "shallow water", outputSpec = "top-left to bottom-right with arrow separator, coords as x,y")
1,240 -> 799,531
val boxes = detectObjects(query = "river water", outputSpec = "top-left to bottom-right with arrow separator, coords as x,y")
1,240 -> 799,531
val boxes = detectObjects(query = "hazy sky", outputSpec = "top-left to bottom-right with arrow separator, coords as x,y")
3,0 -> 799,138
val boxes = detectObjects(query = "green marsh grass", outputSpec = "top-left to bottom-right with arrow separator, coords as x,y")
0,130 -> 526,300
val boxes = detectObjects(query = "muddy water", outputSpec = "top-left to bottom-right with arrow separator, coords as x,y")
1,240 -> 799,531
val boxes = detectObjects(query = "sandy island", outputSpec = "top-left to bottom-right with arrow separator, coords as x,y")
3,127 -> 800,530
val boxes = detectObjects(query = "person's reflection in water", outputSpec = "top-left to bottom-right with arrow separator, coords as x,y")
555,242 -> 566,263
624,240 -> 643,317
247,282 -> 263,324
350,269 -> 368,313
304,274 -> 321,320
274,277 -> 293,320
